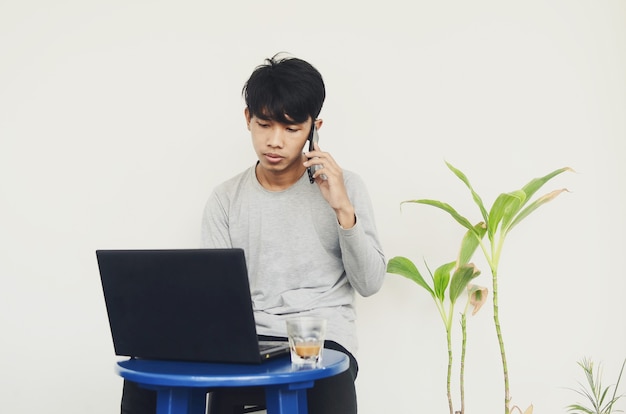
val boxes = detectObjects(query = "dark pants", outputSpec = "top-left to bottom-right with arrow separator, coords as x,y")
120,339 -> 358,414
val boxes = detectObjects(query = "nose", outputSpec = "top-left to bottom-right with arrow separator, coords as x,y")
266,126 -> 284,148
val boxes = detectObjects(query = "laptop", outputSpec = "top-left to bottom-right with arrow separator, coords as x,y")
96,248 -> 290,364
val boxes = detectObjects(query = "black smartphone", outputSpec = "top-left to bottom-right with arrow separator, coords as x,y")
307,125 -> 320,183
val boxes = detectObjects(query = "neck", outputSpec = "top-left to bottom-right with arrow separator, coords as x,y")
255,158 -> 307,191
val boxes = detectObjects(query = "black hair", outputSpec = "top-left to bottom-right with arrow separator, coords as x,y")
242,53 -> 325,125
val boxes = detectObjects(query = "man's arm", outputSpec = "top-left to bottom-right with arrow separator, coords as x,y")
201,190 -> 233,249
304,145 -> 386,296
337,173 -> 386,297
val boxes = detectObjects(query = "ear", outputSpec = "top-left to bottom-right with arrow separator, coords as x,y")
244,108 -> 251,130
314,118 -> 323,131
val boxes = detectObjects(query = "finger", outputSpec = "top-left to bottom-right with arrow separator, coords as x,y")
305,142 -> 323,158
311,145 -> 338,168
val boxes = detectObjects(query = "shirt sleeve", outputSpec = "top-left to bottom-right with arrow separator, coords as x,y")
338,173 -> 386,297
201,189 -> 233,249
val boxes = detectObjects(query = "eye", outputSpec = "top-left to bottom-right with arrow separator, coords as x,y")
256,121 -> 270,128
286,127 -> 299,133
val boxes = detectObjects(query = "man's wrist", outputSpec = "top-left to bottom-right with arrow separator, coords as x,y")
336,206 -> 356,229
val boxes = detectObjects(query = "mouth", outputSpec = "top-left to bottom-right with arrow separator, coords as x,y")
264,153 -> 283,163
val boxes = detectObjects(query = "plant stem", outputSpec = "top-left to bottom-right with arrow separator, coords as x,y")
460,313 -> 467,414
483,233 -> 511,414
492,266 -> 511,414
447,325 -> 454,414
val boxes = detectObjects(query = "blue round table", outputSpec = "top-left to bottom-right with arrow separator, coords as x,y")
116,349 -> 349,414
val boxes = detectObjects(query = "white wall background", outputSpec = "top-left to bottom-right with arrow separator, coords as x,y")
1,1 -> 625,413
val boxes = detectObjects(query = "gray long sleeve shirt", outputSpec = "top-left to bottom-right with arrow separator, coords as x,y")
201,166 -> 385,355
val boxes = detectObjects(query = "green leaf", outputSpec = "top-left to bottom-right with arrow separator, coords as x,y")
521,167 -> 574,208
433,261 -> 455,302
449,263 -> 481,304
507,189 -> 570,233
404,199 -> 477,234
567,357 -> 626,414
457,222 -> 487,266
500,190 -> 528,233
566,404 -> 593,414
488,191 -> 525,240
387,256 -> 434,296
445,161 -> 490,225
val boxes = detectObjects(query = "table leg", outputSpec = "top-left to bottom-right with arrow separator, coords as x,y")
264,381 -> 313,414
155,388 -> 206,414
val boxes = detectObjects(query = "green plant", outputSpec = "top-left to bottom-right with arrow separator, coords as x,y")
567,357 -> 626,414
393,161 -> 572,414
387,227 -> 487,414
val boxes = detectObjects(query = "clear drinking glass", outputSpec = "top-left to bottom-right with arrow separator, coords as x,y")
285,317 -> 327,367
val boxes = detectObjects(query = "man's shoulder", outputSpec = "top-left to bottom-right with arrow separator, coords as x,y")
214,165 -> 255,193
342,169 -> 359,179
342,169 -> 365,188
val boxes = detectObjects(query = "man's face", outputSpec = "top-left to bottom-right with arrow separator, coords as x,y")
245,109 -> 314,176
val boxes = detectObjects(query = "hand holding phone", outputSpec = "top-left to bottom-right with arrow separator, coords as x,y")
307,126 -> 326,183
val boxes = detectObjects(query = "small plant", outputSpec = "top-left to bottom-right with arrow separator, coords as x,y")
387,227 -> 487,414
567,357 -> 626,414
393,161 -> 572,413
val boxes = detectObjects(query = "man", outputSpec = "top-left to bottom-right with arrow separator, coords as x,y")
201,54 -> 386,414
